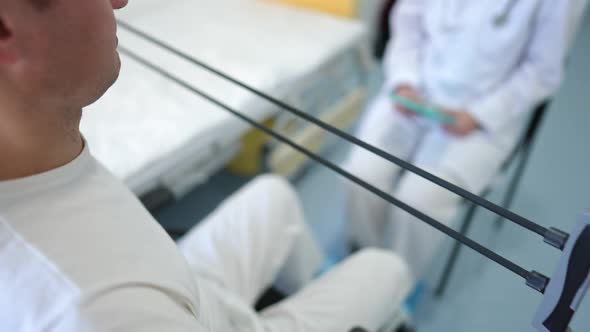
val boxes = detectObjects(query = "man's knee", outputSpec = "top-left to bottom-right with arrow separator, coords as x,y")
248,174 -> 304,226
251,174 -> 296,199
350,248 -> 412,283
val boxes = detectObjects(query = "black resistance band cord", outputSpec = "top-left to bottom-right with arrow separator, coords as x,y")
117,20 -> 555,242
115,20 -> 567,293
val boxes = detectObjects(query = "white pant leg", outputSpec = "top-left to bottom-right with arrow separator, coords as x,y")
343,91 -> 426,247
177,175 -> 324,306
389,129 -> 511,277
389,168 -> 464,277
261,249 -> 412,332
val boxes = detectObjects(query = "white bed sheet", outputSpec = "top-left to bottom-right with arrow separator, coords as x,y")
82,0 -> 367,195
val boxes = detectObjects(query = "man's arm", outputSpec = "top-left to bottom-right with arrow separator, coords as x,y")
51,287 -> 208,332
469,0 -> 588,134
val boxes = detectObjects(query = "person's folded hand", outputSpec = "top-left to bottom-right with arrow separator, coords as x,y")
393,85 -> 423,117
441,110 -> 480,136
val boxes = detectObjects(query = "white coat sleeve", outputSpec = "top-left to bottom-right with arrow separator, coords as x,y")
469,0 -> 588,134
382,0 -> 426,92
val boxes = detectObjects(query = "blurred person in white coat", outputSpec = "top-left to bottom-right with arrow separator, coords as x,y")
0,0 -> 411,331
344,0 -> 587,277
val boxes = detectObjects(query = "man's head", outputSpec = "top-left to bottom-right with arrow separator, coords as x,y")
0,0 -> 129,111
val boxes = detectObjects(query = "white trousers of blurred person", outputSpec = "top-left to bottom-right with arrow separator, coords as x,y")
343,91 -> 515,277
178,175 -> 412,332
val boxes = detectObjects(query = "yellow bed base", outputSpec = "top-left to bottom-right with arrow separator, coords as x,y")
267,0 -> 358,17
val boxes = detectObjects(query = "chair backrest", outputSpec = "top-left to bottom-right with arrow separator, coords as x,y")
523,101 -> 550,145
373,0 -> 398,58
499,100 -> 551,172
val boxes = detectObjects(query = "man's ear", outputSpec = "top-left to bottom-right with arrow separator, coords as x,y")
0,15 -> 18,64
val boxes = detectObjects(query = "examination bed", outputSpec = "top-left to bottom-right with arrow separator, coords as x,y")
81,0 -> 372,203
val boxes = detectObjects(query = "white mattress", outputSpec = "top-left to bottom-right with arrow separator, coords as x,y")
82,0 -> 368,196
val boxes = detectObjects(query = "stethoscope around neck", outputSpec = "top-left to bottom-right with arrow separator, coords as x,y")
494,0 -> 520,26
442,0 -> 520,30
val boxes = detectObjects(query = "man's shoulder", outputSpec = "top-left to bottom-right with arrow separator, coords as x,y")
0,218 -> 80,332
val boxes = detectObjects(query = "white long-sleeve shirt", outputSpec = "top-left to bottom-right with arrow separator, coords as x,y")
383,0 -> 587,134
0,146 -> 210,332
